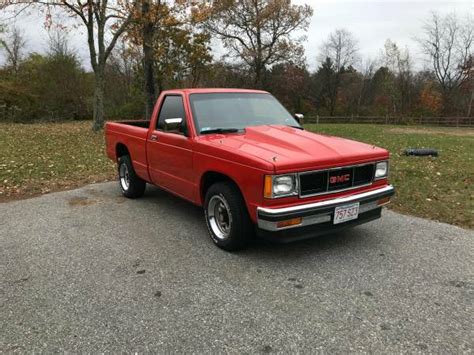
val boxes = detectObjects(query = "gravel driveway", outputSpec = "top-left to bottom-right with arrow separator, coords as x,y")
1,182 -> 473,353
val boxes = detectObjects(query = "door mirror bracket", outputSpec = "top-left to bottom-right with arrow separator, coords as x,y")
294,113 -> 304,124
164,117 -> 185,134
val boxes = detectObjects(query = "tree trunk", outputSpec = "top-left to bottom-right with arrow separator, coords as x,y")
467,89 -> 473,117
356,79 -> 365,115
142,0 -> 156,119
92,68 -> 106,132
330,72 -> 341,116
254,65 -> 263,89
329,97 -> 336,116
442,90 -> 454,115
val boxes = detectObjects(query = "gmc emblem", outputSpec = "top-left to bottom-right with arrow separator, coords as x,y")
330,174 -> 351,184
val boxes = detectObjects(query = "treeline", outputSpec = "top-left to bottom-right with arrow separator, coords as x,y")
0,1 -> 472,128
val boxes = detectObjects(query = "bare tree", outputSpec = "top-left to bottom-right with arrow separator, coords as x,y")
47,27 -> 73,57
1,0 -> 137,130
201,0 -> 313,87
0,25 -> 26,74
317,29 -> 359,116
320,28 -> 359,73
136,0 -> 157,119
108,39 -> 139,95
356,57 -> 376,114
383,39 -> 413,113
464,55 -> 473,117
417,12 -> 473,112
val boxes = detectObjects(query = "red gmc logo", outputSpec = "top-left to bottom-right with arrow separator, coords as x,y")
330,174 -> 351,184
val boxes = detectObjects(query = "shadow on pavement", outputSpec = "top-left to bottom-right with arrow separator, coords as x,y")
140,185 -> 372,260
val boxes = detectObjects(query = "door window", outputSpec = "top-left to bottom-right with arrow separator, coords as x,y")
156,95 -> 186,135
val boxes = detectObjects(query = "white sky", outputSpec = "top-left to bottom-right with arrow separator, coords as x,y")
1,0 -> 472,71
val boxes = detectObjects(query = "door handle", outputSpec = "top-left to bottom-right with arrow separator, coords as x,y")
150,134 -> 158,141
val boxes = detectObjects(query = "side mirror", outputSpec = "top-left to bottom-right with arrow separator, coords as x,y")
294,113 -> 304,124
164,117 -> 184,134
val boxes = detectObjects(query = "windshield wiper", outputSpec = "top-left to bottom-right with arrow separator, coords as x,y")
288,125 -> 304,130
200,128 -> 244,135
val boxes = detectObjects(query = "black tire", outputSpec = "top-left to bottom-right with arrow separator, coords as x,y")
405,148 -> 439,157
118,155 -> 146,198
204,182 -> 253,251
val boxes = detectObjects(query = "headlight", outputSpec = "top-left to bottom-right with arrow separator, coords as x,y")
264,174 -> 298,198
375,161 -> 388,179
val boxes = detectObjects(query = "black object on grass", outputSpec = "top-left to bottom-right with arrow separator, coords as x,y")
405,148 -> 439,157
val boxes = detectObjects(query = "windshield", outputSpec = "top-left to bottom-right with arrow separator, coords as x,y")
189,93 -> 300,134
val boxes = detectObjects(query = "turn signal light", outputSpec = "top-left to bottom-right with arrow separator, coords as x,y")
277,217 -> 302,229
264,175 -> 273,198
377,197 -> 391,206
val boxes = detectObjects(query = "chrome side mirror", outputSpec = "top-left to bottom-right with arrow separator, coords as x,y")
164,117 -> 184,133
294,113 -> 304,124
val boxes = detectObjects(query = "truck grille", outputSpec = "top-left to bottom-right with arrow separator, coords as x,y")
299,163 -> 375,197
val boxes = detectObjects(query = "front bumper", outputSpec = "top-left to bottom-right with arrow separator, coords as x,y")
256,185 -> 395,241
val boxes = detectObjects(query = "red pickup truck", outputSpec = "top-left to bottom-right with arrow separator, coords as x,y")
105,88 -> 394,251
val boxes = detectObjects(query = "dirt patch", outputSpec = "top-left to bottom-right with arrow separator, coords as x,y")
388,127 -> 474,137
68,197 -> 100,207
0,177 -> 114,203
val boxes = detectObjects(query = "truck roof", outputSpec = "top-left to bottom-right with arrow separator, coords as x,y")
163,88 -> 269,95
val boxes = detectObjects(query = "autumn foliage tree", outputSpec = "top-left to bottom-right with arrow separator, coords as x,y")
200,0 -> 313,87
0,30 -> 91,121
127,0 -> 212,118
1,4 -> 474,123
419,82 -> 443,115
0,0 -> 137,130
267,62 -> 311,114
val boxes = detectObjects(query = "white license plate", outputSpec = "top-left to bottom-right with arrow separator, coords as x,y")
334,203 -> 360,224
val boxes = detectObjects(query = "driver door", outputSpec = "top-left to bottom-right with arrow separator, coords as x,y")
147,95 -> 195,202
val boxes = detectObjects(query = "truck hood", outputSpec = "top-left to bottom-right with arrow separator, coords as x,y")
200,125 -> 388,172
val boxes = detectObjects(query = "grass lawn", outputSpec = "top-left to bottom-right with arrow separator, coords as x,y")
0,122 -> 116,200
1,121 -> 473,229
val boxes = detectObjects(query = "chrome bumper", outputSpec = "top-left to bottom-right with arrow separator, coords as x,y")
257,185 -> 395,232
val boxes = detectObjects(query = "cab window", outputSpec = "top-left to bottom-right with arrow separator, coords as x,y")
156,95 -> 187,135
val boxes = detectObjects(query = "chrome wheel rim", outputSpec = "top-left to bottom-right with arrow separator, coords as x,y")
207,195 -> 232,240
119,163 -> 130,191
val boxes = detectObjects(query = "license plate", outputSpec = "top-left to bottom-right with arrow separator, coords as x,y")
334,203 -> 360,224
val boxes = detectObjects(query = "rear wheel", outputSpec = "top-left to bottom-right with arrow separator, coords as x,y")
118,155 -> 146,198
204,182 -> 253,251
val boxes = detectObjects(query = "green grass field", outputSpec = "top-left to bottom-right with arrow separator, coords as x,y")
1,122 -> 473,228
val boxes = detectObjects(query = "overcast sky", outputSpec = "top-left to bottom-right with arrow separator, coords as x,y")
297,0 -> 472,70
1,0 -> 472,71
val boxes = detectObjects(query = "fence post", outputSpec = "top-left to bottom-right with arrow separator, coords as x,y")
316,115 -> 319,125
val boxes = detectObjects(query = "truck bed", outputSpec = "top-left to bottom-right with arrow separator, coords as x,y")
105,120 -> 152,182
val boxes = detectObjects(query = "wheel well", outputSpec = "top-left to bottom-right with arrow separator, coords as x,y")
116,143 -> 129,160
201,171 -> 239,203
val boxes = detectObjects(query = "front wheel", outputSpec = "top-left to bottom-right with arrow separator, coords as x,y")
204,182 -> 253,251
118,155 -> 146,198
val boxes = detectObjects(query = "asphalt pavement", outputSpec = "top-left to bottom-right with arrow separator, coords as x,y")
1,182 -> 473,353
